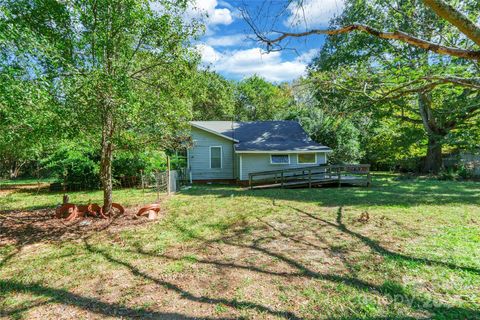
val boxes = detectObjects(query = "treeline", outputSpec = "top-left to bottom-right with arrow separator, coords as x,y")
2,63 -> 479,182
1,0 -> 479,188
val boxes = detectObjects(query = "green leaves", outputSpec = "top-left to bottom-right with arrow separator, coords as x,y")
0,0 -> 201,182
235,75 -> 293,121
308,0 -> 480,170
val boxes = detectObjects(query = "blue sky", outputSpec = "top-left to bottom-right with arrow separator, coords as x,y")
191,0 -> 345,82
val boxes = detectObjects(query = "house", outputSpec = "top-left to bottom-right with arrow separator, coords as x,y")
188,121 -> 332,183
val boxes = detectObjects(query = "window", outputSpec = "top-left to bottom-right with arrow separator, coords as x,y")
270,154 -> 290,164
297,153 -> 316,164
210,146 -> 222,169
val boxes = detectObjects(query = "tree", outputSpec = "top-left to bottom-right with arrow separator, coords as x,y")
0,70 -> 59,178
191,70 -> 236,120
301,0 -> 480,173
284,106 -> 363,164
242,0 -> 480,172
235,75 -> 293,121
244,0 -> 480,60
309,65 -> 479,172
2,0 -> 199,212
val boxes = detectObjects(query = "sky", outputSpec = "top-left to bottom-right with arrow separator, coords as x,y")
191,0 -> 345,83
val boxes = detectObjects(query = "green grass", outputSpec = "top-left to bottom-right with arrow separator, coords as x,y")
0,178 -> 56,186
0,173 -> 479,319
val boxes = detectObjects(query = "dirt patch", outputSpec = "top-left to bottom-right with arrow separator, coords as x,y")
0,205 -> 162,246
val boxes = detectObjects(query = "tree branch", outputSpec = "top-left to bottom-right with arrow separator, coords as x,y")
255,24 -> 480,60
423,0 -> 480,46
393,115 -> 423,124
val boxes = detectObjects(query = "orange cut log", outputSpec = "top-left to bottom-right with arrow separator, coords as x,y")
88,203 -> 105,218
102,203 -> 125,217
137,204 -> 161,217
76,205 -> 90,218
55,203 -> 78,221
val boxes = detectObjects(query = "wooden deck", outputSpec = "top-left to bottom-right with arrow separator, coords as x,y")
248,165 -> 371,190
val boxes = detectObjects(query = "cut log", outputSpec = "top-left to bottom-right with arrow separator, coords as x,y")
137,204 -> 161,217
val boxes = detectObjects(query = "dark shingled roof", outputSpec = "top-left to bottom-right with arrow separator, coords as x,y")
190,121 -> 332,152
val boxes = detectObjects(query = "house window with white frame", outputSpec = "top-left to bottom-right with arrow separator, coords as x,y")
210,146 -> 222,168
270,154 -> 290,164
297,153 -> 317,164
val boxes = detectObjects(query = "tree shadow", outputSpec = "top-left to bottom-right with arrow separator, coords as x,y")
288,205 -> 480,275
82,239 -> 304,320
0,279 -> 237,319
2,216 -> 478,319
123,222 -> 480,320
181,177 -> 480,207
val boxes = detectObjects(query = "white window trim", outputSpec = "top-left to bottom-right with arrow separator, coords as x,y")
270,154 -> 290,165
297,153 -> 317,165
209,146 -> 223,169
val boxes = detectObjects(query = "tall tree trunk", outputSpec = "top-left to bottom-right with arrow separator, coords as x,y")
418,92 -> 444,174
100,106 -> 114,215
424,135 -> 443,173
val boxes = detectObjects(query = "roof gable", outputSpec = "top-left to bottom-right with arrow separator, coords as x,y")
190,121 -> 238,142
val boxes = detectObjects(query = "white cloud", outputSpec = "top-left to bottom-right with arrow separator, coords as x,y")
188,0 -> 233,27
196,44 -> 222,64
296,49 -> 319,63
196,45 -> 318,82
285,0 -> 345,28
204,34 -> 252,47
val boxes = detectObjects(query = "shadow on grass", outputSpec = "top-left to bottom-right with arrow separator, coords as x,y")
114,220 -> 480,320
2,215 -> 479,319
288,205 -> 480,276
182,176 -> 480,208
0,280 -> 238,319
82,239 -> 303,320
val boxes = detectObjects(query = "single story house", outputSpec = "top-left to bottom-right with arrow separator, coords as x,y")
188,121 -> 332,183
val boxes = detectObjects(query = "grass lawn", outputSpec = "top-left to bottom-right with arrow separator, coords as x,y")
0,178 -> 56,187
0,173 -> 479,319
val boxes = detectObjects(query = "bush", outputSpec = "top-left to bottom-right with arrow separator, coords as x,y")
437,165 -> 474,181
437,168 -> 459,181
458,165 -> 474,180
42,144 -> 100,190
42,144 -> 186,190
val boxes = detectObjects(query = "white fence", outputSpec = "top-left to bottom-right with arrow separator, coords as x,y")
140,169 -> 187,194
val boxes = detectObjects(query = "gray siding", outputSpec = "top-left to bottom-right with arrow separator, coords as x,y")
239,152 -> 327,181
189,127 -> 235,180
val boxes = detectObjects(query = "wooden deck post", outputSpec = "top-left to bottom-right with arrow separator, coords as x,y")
308,169 -> 312,188
281,172 -> 284,188
249,175 -> 253,190
337,168 -> 341,188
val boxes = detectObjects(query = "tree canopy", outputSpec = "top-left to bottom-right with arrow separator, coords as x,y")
1,0 -> 200,210
306,0 -> 480,172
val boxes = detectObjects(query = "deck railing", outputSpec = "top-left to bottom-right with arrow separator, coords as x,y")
248,164 -> 371,189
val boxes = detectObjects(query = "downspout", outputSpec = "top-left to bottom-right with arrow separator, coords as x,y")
232,118 -> 236,181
